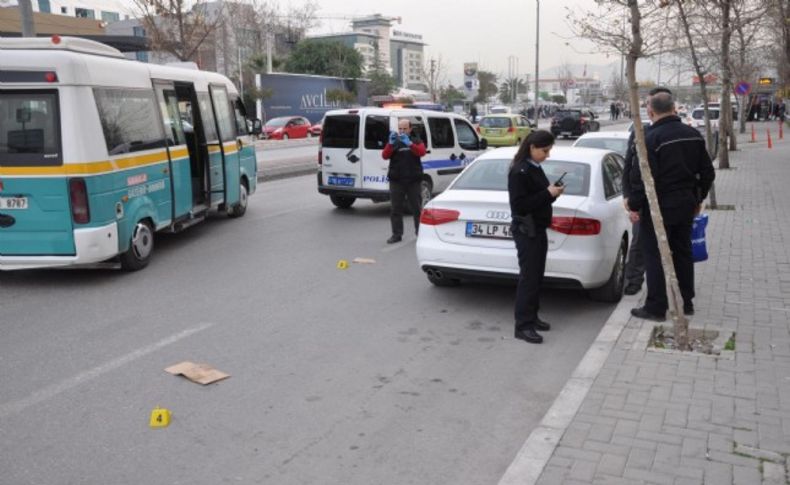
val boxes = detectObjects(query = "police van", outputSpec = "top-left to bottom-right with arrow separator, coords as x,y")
317,107 -> 488,208
0,36 -> 258,271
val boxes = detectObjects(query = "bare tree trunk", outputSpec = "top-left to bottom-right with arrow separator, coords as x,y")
627,0 -> 689,350
718,0 -> 733,168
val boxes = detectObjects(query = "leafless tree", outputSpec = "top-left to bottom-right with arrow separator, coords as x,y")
768,0 -> 790,92
422,56 -> 447,103
730,1 -> 771,134
574,0 -> 691,349
555,62 -> 575,103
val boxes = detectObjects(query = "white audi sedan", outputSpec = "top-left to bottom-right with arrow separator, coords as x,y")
572,131 -> 631,157
416,146 -> 631,302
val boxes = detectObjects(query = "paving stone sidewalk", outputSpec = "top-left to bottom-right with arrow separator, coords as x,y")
536,126 -> 790,485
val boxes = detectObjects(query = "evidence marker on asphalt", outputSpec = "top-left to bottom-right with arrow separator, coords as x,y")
336,259 -> 349,270
149,407 -> 171,428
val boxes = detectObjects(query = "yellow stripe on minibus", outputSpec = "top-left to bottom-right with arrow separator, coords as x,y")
0,148 -> 189,177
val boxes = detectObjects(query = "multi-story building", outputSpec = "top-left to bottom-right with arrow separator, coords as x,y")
306,14 -> 427,91
7,0 -> 129,23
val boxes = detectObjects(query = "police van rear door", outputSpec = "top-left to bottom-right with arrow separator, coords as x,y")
359,112 -> 390,192
321,112 -> 361,189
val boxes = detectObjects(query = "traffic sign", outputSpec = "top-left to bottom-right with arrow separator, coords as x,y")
735,81 -> 751,95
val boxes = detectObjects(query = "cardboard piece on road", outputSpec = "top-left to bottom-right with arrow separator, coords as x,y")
352,257 -> 376,264
165,361 -> 230,385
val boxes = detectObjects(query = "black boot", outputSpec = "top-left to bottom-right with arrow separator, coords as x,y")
515,327 -> 543,344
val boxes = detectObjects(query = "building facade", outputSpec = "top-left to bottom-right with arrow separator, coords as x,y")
9,0 -> 129,23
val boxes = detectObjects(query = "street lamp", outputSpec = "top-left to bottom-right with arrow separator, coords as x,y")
534,0 -> 540,126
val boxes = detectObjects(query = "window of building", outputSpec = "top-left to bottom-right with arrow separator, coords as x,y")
60,6 -> 67,14
75,8 -> 95,19
136,51 -> 149,63
101,11 -> 120,23
37,0 -> 51,13
133,26 -> 146,37
93,88 -> 165,155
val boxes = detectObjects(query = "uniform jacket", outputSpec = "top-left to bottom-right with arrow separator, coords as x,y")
382,135 -> 426,183
508,158 -> 557,229
627,115 -> 715,224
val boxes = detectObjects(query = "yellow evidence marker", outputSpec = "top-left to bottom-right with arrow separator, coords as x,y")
336,259 -> 349,270
149,407 -> 171,428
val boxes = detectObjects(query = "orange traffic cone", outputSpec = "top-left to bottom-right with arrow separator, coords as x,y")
751,123 -> 756,143
767,128 -> 773,149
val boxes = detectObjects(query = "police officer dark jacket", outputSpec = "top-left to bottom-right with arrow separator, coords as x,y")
627,115 -> 715,223
508,158 -> 556,229
382,135 -> 426,183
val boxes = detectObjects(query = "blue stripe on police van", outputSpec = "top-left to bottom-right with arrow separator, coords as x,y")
421,159 -> 465,170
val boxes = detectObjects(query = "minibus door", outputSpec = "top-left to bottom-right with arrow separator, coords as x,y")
196,92 -> 225,207
208,85 -> 239,206
153,81 -> 192,218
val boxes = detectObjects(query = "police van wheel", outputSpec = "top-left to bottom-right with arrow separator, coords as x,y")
588,238 -> 626,302
228,181 -> 248,218
120,220 -> 154,271
330,195 -> 355,209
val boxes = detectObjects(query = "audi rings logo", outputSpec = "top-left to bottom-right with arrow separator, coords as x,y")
486,210 -> 510,220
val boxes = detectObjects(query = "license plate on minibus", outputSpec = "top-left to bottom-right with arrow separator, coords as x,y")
466,221 -> 512,239
0,197 -> 28,210
328,176 -> 354,187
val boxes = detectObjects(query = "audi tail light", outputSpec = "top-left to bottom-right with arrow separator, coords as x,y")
69,178 -> 91,224
550,216 -> 600,235
420,208 -> 460,226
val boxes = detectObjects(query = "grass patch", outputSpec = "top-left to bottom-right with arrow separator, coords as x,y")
724,333 -> 736,351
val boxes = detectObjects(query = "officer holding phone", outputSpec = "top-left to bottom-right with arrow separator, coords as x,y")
382,118 -> 427,244
508,130 -> 565,344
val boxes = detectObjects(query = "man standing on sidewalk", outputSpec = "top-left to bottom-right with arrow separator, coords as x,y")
382,119 -> 427,244
627,91 -> 716,321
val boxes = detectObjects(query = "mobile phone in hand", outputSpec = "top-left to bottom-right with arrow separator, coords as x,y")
554,172 -> 568,187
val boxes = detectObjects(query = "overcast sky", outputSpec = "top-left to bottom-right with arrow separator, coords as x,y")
310,0 -> 621,84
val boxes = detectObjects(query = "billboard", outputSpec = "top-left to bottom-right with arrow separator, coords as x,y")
463,62 -> 479,100
257,73 -> 369,124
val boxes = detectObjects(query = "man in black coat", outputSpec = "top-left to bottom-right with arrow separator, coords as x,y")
382,119 -> 427,244
627,91 -> 716,321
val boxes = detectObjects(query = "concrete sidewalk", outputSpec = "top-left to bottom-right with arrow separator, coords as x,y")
501,124 -> 790,485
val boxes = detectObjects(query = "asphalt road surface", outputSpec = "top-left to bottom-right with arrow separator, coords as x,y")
0,150 -> 619,484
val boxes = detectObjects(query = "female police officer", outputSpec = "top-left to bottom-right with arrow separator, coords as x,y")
508,130 -> 565,344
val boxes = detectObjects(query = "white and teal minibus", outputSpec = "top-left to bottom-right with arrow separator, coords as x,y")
0,36 -> 258,271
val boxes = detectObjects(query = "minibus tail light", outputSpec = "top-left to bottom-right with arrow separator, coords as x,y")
69,178 -> 90,224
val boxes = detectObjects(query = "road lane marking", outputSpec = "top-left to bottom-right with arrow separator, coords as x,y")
0,323 -> 214,419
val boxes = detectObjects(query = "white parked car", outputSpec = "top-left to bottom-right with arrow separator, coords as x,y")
685,107 -> 720,130
572,131 -> 631,157
416,146 -> 631,302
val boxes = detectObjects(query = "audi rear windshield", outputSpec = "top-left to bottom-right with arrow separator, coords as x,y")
322,115 -> 359,149
0,90 -> 62,167
452,158 -> 590,196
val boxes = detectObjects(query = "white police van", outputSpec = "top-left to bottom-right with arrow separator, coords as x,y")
317,107 -> 487,208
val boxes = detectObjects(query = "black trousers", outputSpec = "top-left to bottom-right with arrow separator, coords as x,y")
624,220 -> 645,288
639,211 -> 695,315
513,228 -> 548,330
390,179 -> 422,236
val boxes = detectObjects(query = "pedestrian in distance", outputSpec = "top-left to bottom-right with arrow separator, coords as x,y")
621,86 -> 674,296
508,130 -> 565,344
627,91 -> 715,321
382,118 -> 427,244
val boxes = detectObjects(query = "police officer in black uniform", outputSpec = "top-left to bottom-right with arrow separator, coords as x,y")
508,130 -> 565,344
628,91 -> 715,321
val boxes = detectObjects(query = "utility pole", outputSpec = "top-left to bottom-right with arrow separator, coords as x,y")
19,0 -> 36,37
430,58 -> 436,101
534,0 -> 540,126
266,32 -> 274,74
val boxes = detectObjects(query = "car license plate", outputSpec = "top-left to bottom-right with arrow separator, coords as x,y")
466,221 -> 512,239
328,176 -> 354,187
0,196 -> 28,210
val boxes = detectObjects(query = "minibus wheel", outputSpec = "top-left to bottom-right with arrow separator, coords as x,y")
120,220 -> 154,271
228,180 -> 248,218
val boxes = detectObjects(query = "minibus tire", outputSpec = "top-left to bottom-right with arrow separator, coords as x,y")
330,195 -> 355,209
228,180 -> 248,218
120,220 -> 154,271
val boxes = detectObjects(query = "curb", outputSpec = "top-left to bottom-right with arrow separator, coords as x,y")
256,164 -> 316,182
497,292 -> 640,485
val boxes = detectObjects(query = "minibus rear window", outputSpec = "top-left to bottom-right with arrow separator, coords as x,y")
323,115 -> 359,149
0,89 -> 62,167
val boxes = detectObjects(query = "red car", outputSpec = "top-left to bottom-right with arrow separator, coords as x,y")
262,116 -> 311,140
310,121 -> 323,137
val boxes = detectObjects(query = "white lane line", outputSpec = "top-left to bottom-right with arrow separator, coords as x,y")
497,295 -> 637,485
0,323 -> 214,419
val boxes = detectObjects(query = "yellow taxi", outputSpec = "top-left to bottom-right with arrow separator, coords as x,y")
477,114 -> 532,147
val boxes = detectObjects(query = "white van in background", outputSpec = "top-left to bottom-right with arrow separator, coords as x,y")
317,108 -> 488,209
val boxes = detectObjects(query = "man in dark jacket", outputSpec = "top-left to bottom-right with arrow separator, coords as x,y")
382,119 -> 427,244
628,91 -> 716,321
